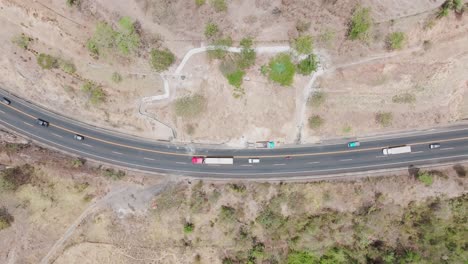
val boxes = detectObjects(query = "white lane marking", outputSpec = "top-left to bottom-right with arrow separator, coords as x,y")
112,151 -> 123,155
52,133 -> 63,138
82,143 -> 93,148
0,109 -> 5,114
340,159 -> 353,162
144,157 -> 155,161
241,164 -> 253,167
441,147 -> 454,150
2,119 -> 468,177
411,151 -> 423,154
176,162 -> 187,165
274,163 -> 286,166
308,161 -> 320,164
23,121 -> 33,127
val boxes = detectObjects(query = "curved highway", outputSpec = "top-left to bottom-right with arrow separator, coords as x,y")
1,89 -> 468,179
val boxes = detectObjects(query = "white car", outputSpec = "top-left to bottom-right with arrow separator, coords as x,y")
248,158 -> 260,164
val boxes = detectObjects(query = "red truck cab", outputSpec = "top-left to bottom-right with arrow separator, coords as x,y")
191,157 -> 204,164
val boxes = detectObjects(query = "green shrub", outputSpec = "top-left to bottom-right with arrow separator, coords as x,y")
66,0 -> 80,7
184,222 -> 194,233
438,1 -> 452,17
111,72 -> 122,83
204,22 -> 219,39
229,183 -> 246,193
116,16 -> 140,55
87,18 -> 140,56
287,251 -> 318,264
59,60 -> 76,74
174,94 -> 207,118
37,53 -> 58,69
195,0 -> 206,6
266,53 -> 295,86
293,35 -> 313,55
453,0 -> 464,12
296,54 -> 318,75
71,158 -> 85,168
12,34 -> 32,49
150,48 -> 175,72
212,0 -> 227,12
348,6 -> 372,40
308,115 -> 324,129
308,91 -> 326,107
417,171 -> 434,186
0,207 -> 13,230
256,208 -> 286,230
102,168 -> 125,180
375,112 -> 393,127
208,37 -> 233,59
227,69 -> 245,88
82,81 -> 105,105
392,93 -> 415,104
0,164 -> 34,191
219,205 -> 236,222
387,32 -> 405,50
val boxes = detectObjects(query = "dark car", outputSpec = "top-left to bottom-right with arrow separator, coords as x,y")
429,143 -> 441,149
1,97 -> 11,105
73,134 -> 84,141
36,119 -> 49,127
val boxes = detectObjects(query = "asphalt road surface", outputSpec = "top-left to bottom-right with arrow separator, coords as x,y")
1,89 -> 468,179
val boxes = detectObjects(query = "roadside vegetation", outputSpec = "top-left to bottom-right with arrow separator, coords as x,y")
308,91 -> 326,107
348,6 -> 372,41
308,115 -> 324,129
0,207 -> 14,230
111,72 -> 122,83
392,93 -> 416,104
195,0 -> 205,7
296,54 -> 318,75
81,81 -> 105,105
417,171 -> 434,186
212,0 -> 227,12
438,0 -> 465,18
174,94 -> 207,119
375,112 -> 393,127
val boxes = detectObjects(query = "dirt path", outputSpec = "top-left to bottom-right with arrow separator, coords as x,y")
39,180 -> 173,264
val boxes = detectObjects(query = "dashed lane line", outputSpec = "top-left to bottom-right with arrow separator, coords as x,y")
82,143 -> 93,148
441,147 -> 454,151
339,159 -> 353,162
143,157 -> 155,161
23,121 -> 33,127
112,151 -> 123,155
274,163 -> 286,166
52,133 -> 63,138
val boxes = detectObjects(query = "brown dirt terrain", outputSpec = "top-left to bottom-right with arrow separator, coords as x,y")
0,0 -> 465,144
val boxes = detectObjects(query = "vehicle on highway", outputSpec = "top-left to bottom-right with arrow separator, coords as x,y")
36,119 -> 49,127
382,145 -> 411,155
192,157 -> 234,165
74,134 -> 84,141
347,141 -> 360,148
1,97 -> 11,105
429,143 -> 441,149
285,156 -> 292,160
248,158 -> 260,164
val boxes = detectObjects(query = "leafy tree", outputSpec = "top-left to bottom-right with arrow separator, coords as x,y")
208,37 -> 232,59
115,17 -> 140,55
150,48 -> 175,72
59,60 -> 76,74
293,35 -> 313,55
82,81 -> 105,105
227,69 -> 245,88
348,6 -> 372,40
266,53 -> 295,86
237,37 -> 256,69
296,54 -> 318,75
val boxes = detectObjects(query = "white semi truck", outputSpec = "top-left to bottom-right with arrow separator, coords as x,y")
192,157 -> 234,165
382,145 -> 412,155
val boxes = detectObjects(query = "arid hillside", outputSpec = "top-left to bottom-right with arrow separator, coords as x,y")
0,0 -> 466,145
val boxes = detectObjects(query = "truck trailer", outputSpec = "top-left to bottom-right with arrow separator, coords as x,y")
192,157 -> 234,165
382,145 -> 412,155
